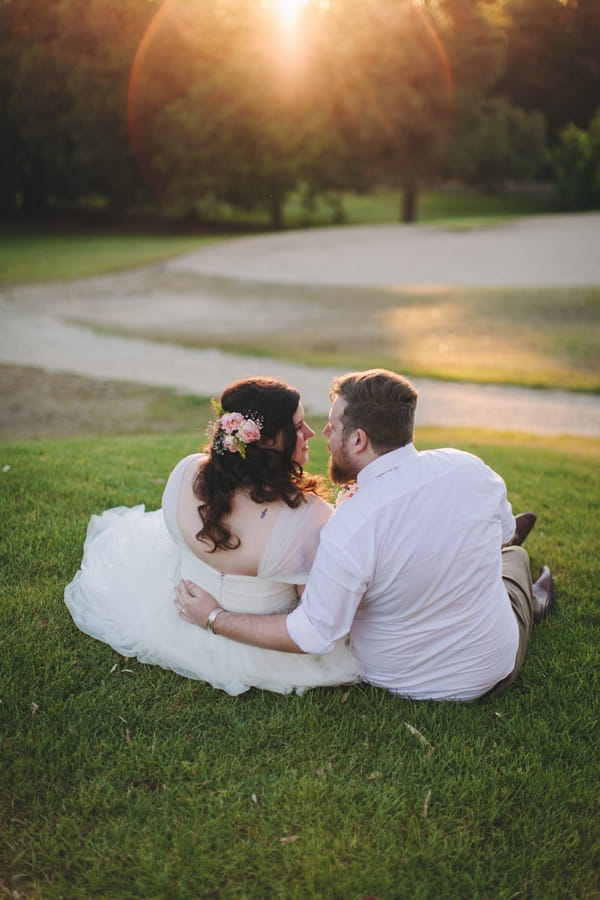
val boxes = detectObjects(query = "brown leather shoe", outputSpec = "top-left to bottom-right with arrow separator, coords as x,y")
509,512 -> 537,546
532,565 -> 555,623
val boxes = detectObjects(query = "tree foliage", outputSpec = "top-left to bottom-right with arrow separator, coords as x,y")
310,0 -> 455,222
447,97 -> 547,189
499,0 -> 600,138
131,0 -> 316,227
0,0 -> 596,224
552,107 -> 600,210
1,0 -> 157,215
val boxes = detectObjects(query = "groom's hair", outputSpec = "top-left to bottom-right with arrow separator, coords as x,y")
330,369 -> 417,453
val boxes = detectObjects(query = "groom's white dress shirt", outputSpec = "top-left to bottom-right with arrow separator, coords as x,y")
286,443 -> 519,701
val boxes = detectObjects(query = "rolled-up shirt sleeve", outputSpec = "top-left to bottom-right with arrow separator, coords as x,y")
494,469 -> 516,544
286,529 -> 366,654
479,458 -> 515,545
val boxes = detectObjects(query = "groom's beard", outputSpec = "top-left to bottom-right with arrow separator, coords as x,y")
328,442 -> 358,485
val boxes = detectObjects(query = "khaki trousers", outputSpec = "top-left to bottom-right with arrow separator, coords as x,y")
483,545 -> 536,698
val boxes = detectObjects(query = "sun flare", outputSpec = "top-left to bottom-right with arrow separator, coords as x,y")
270,0 -> 310,32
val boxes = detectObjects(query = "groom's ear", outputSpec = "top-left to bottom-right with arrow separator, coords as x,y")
351,428 -> 370,454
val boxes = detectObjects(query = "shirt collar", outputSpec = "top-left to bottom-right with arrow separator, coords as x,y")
357,442 -> 417,488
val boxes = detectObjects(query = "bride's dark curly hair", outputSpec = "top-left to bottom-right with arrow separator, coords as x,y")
194,377 -> 322,551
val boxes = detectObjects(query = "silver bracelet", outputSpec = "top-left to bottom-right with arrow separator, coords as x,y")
205,607 -> 224,634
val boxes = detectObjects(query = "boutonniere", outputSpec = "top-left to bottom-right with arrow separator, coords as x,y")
335,482 -> 358,507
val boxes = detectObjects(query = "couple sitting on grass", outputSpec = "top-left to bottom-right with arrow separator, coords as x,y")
65,369 -> 554,701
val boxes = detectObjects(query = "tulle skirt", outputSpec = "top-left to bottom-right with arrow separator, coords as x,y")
64,506 -> 362,695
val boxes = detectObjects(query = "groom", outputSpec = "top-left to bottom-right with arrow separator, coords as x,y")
177,369 -> 554,701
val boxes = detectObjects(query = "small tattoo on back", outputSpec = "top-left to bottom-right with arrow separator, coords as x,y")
260,508 -> 268,519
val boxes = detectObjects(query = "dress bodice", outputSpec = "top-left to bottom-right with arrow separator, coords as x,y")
161,454 -> 333,615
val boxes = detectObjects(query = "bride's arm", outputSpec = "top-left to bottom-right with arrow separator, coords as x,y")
175,579 -> 304,652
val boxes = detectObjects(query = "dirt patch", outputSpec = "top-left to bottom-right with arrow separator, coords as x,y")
0,364 -> 203,441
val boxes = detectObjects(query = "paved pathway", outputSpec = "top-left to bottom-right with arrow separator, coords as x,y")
1,213 -> 599,437
166,213 -> 600,286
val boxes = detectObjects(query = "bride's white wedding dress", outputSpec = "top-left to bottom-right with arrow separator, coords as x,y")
64,454 -> 362,695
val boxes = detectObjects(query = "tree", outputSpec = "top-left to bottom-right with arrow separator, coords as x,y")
310,0 -> 454,223
552,107 -> 600,210
499,0 -> 600,140
446,96 -> 547,188
3,0 -> 593,226
128,0 -> 318,228
0,0 -> 156,217
0,0 -> 65,214
59,0 -> 158,211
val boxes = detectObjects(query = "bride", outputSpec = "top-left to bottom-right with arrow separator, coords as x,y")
64,376 -> 362,695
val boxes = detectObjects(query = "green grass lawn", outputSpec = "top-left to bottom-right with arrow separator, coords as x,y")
1,421 -> 599,899
179,185 -> 552,230
285,185 -> 552,228
0,234 -> 225,284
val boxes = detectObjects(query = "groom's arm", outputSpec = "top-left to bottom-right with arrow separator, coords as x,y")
175,580 -> 304,652
176,528 -> 363,655
213,609 -> 302,652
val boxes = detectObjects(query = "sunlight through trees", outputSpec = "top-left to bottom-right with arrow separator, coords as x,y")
1,0 -> 598,224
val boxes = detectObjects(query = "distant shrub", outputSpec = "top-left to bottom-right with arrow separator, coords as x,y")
552,108 -> 600,210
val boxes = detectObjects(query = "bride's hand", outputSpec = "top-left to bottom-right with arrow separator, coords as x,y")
175,579 -> 220,628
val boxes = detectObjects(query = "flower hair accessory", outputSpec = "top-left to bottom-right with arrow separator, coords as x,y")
207,399 -> 263,459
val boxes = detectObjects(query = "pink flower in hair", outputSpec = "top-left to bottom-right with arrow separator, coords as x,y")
220,412 -> 245,434
238,419 -> 261,444
222,434 -> 237,452
207,399 -> 264,459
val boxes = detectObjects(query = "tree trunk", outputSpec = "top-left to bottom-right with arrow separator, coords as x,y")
269,192 -> 284,230
401,178 -> 418,223
21,158 -> 49,215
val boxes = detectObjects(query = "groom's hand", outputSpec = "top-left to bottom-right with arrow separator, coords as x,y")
175,579 -> 219,628
175,580 -> 303,652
